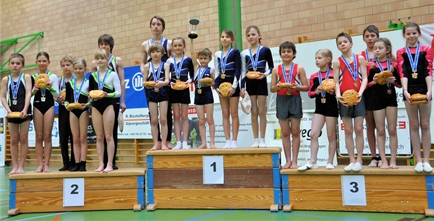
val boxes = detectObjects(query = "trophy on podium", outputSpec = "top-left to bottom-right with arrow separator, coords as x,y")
188,14 -> 202,39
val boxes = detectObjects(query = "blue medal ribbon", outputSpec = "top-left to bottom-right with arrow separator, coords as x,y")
220,48 -> 233,74
249,45 -> 261,71
318,68 -> 331,97
281,63 -> 294,84
173,55 -> 185,79
405,44 -> 420,73
151,36 -> 164,45
365,49 -> 376,62
376,59 -> 392,87
10,72 -> 22,101
150,62 -> 164,82
97,69 -> 109,91
197,66 -> 209,88
341,54 -> 358,82
73,78 -> 85,103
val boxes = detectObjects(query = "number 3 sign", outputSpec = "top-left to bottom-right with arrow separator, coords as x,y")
63,178 -> 85,207
341,175 -> 366,206
203,156 -> 224,184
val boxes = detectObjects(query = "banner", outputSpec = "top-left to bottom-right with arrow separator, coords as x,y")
0,104 -> 5,167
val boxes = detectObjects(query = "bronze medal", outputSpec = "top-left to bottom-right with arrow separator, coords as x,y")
198,88 -> 202,94
412,72 -> 418,79
221,73 -> 226,79
387,89 -> 392,94
154,88 -> 159,93
321,97 -> 326,103
353,81 -> 358,88
286,89 -> 291,95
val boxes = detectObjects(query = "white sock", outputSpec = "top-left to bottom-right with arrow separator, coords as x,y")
182,141 -> 188,148
231,140 -> 237,148
254,138 -> 259,142
259,138 -> 265,143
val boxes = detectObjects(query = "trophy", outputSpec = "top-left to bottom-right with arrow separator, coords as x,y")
188,14 -> 202,39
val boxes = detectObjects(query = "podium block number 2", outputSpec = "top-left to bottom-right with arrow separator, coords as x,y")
203,156 -> 224,184
63,178 -> 85,207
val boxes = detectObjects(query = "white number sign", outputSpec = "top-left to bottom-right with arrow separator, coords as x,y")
203,156 -> 224,184
341,175 -> 367,206
63,178 -> 85,207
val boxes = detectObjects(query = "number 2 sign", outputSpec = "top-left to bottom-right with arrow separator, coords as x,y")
63,178 -> 85,207
203,156 -> 224,184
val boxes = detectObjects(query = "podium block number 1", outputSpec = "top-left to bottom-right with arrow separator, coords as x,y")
203,156 -> 224,184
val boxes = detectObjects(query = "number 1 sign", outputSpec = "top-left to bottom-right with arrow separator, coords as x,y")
203,156 -> 224,184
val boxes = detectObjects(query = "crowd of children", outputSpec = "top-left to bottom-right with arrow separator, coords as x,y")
3,16 -> 432,174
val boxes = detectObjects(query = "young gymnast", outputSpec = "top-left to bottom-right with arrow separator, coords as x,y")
1,54 -> 32,175
32,52 -> 59,172
361,25 -> 381,167
370,38 -> 401,169
190,38 -> 216,149
298,49 -> 338,171
333,33 -> 368,172
141,15 -> 173,149
64,58 -> 91,172
396,22 -> 433,172
270,42 -> 308,169
214,29 -> 242,148
240,25 -> 274,148
92,34 -> 126,170
89,49 -> 121,173
58,55 -> 75,171
167,37 -> 194,150
143,44 -> 171,151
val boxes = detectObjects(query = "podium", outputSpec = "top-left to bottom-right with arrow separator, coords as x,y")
146,148 -> 281,211
281,166 -> 434,215
8,168 -> 145,215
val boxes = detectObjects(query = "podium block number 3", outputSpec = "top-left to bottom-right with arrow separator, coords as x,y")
341,175 -> 366,206
203,156 -> 224,184
63,178 -> 85,207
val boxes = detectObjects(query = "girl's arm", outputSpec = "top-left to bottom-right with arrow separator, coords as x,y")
357,55 -> 368,96
23,74 -> 32,113
307,74 -> 317,98
332,59 -> 342,98
0,77 -> 11,113
233,49 -> 242,89
47,74 -> 60,98
188,57 -> 195,83
426,75 -> 432,101
401,77 -> 410,102
240,50 -> 247,89
270,68 -> 280,93
190,39 -> 198,70
163,63 -> 170,86
214,52 -> 221,89
115,57 -> 126,111
210,68 -> 215,88
264,47 -> 274,76
106,73 -> 121,98
396,48 -> 405,79
294,65 -> 309,92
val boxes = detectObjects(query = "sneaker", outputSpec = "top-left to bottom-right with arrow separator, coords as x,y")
258,141 -> 266,148
414,162 -> 424,172
251,141 -> 259,148
368,157 -> 380,167
423,162 -> 433,173
344,163 -> 355,172
298,163 -> 318,171
326,164 -> 334,170
352,162 -> 363,172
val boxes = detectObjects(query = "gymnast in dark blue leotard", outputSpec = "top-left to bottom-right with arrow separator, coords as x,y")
31,52 -> 59,173
64,58 -> 91,172
89,50 -> 121,173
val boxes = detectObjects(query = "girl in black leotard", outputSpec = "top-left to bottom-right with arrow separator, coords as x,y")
64,58 -> 91,172
31,52 -> 59,173
0,54 -> 32,176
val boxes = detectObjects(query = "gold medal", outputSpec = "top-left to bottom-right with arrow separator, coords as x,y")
387,89 -> 392,94
354,81 -> 358,88
198,88 -> 202,94
221,73 -> 226,79
412,71 -> 418,79
321,97 -> 326,103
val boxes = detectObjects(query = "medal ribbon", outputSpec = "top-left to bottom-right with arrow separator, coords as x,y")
341,54 -> 358,82
220,48 -> 233,74
376,59 -> 391,87
405,44 -> 420,74
197,66 -> 209,88
73,78 -> 85,103
281,63 -> 294,83
249,45 -> 261,71
174,55 -> 185,79
150,62 -> 164,82
365,49 -> 376,62
151,36 -> 164,45
318,68 -> 331,97
10,72 -> 22,101
97,68 -> 109,91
